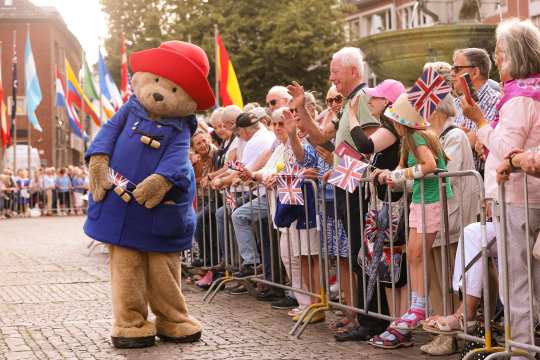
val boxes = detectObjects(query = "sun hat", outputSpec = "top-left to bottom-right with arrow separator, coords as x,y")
384,93 -> 430,129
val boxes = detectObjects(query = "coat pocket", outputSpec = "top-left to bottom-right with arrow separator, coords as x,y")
87,193 -> 104,220
151,201 -> 193,238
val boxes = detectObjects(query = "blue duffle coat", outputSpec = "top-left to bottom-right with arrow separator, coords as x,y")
83,96 -> 197,253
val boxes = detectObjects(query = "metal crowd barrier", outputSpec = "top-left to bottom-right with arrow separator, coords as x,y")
0,188 -> 88,219
187,170 -> 539,357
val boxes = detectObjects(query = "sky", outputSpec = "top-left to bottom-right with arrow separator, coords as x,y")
30,0 -> 108,65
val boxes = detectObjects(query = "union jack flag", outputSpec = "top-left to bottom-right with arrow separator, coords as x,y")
225,189 -> 237,209
283,162 -> 303,178
277,175 -> 304,205
328,154 -> 369,193
108,167 -> 130,189
407,68 -> 451,120
227,160 -> 245,171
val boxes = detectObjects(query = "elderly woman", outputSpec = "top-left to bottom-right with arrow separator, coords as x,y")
462,19 -> 540,358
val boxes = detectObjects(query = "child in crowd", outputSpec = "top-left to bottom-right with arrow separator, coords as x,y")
370,93 -> 453,348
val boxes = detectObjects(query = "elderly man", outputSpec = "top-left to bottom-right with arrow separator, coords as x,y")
451,48 -> 500,176
266,85 -> 292,115
288,47 -> 387,341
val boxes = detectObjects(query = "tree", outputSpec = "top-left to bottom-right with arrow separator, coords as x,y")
100,0 -> 346,105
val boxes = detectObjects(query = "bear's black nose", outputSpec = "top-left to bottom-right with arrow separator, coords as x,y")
153,93 -> 164,102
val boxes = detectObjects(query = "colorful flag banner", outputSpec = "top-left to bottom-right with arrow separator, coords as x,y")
98,49 -> 122,110
407,67 -> 451,120
10,33 -> 17,137
277,175 -> 303,205
55,69 -> 86,139
65,58 -> 102,127
327,154 -> 369,193
227,160 -> 245,172
82,57 -> 99,100
0,49 -> 10,147
24,31 -> 42,132
120,33 -> 131,103
216,34 -> 243,108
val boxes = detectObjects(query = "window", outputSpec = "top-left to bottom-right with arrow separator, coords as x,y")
4,0 -> 13,6
347,6 -> 393,40
397,3 -> 434,29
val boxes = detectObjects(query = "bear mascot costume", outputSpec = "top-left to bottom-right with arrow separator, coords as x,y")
83,41 -> 214,349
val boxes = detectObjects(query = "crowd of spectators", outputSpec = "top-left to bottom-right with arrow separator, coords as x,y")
0,165 -> 89,218
186,18 -> 540,357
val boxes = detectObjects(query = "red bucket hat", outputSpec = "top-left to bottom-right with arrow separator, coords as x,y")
130,41 -> 215,111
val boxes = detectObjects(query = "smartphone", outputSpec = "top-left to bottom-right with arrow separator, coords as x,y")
459,73 -> 479,105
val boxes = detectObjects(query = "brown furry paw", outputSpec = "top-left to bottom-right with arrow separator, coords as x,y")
88,154 -> 112,202
111,336 -> 155,349
133,174 -> 172,209
157,331 -> 201,343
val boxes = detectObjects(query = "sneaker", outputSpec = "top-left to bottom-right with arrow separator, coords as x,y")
271,296 -> 299,310
229,285 -> 248,295
256,289 -> 283,302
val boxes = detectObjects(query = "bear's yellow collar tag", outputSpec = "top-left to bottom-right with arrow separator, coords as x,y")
113,187 -> 132,203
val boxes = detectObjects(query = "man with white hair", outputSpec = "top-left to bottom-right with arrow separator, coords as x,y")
288,47 -> 385,342
266,86 -> 292,115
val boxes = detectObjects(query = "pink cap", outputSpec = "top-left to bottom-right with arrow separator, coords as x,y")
366,79 -> 406,104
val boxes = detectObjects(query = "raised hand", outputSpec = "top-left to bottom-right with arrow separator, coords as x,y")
286,81 -> 306,110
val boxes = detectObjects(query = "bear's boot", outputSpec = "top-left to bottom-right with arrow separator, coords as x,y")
147,252 -> 203,343
110,245 -> 157,349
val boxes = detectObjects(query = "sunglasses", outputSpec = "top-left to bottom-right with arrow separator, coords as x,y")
451,65 -> 476,73
266,99 -> 278,107
326,95 -> 343,104
290,108 -> 297,114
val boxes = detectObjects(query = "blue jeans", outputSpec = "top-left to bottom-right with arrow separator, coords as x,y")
216,192 -> 250,259
231,195 -> 269,266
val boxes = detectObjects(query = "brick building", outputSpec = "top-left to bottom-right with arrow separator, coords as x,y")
0,0 -> 87,170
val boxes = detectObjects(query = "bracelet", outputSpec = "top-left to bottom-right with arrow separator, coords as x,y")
508,155 -> 517,170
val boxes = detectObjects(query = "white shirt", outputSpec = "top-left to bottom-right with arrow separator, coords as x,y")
241,128 -> 276,169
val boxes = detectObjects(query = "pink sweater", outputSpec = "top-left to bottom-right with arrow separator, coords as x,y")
479,97 -> 540,204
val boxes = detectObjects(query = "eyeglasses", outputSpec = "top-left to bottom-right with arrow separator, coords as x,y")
326,95 -> 343,104
266,99 -> 278,107
290,108 -> 297,114
451,65 -> 476,73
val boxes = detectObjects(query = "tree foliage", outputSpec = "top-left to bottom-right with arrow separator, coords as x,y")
100,0 -> 346,104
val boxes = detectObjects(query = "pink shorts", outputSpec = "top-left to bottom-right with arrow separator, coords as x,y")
409,202 -> 441,234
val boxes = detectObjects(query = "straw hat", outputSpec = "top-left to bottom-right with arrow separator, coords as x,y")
384,93 -> 429,129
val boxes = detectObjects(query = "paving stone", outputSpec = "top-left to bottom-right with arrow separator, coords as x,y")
0,217 -> 457,359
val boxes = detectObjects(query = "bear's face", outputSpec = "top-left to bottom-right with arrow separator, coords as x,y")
132,72 -> 197,118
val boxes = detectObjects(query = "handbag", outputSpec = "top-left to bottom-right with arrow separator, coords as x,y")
358,193 -> 407,293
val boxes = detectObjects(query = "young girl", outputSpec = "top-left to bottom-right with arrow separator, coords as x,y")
17,169 -> 32,217
369,93 -> 453,349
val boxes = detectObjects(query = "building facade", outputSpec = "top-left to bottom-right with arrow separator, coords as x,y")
0,0 -> 87,170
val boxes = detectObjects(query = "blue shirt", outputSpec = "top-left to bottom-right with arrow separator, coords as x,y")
55,175 -> 71,192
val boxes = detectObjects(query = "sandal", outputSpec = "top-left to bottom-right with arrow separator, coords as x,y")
423,314 -> 476,335
391,308 -> 426,330
369,327 -> 413,349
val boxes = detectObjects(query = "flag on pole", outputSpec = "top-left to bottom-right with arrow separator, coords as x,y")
65,58 -> 102,127
82,57 -> 99,100
327,154 -> 369,193
98,49 -> 122,110
407,67 -> 451,120
216,34 -> 243,108
0,47 -> 11,148
10,33 -> 17,137
24,31 -> 42,132
120,33 -> 131,103
55,69 -> 86,139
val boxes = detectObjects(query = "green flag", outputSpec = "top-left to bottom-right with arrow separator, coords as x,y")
82,58 -> 99,100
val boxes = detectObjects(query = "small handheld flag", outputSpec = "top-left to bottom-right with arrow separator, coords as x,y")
407,67 -> 451,120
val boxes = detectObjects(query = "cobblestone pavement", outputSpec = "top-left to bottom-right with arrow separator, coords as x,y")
0,217 -> 458,360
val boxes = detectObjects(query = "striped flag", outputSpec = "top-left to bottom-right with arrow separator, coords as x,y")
65,59 -> 102,127
24,31 -> 42,132
277,175 -> 303,205
0,48 -> 10,148
98,49 -> 122,110
120,33 -> 131,103
55,69 -> 86,139
216,34 -> 243,108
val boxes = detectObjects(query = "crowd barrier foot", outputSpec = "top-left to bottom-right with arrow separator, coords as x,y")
290,304 -> 329,339
484,349 -> 530,360
463,347 -> 507,360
